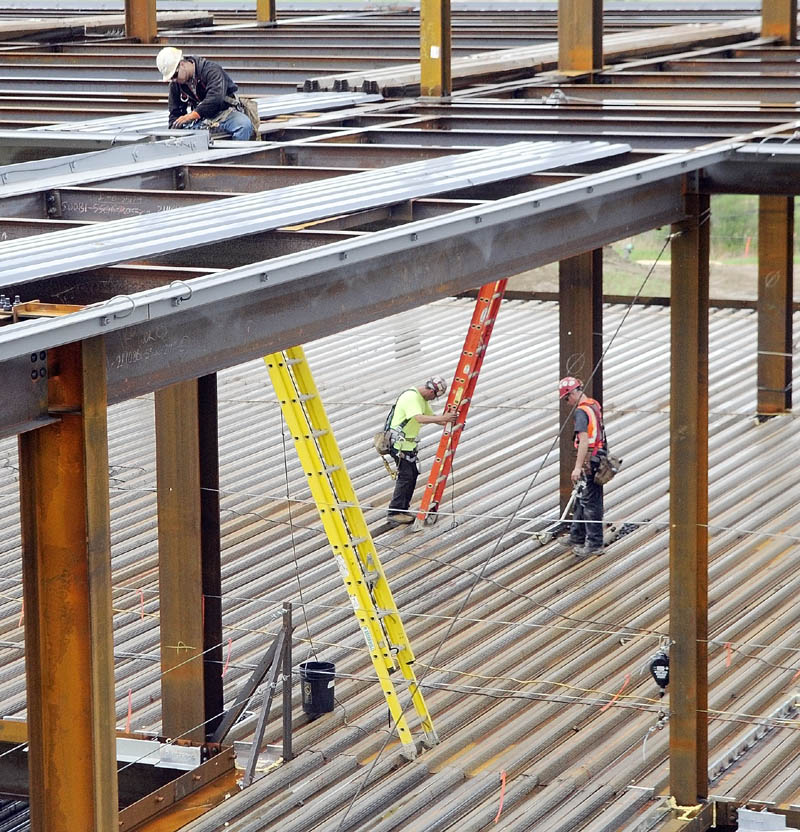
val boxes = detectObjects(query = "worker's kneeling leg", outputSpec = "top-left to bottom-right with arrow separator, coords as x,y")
219,110 -> 254,141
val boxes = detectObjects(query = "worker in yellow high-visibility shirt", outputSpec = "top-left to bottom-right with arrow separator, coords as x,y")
387,377 -> 455,527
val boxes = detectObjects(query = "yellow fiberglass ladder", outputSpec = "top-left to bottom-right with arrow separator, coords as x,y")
264,346 -> 438,758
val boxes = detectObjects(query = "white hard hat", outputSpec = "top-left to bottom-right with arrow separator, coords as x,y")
425,376 -> 447,397
156,46 -> 182,82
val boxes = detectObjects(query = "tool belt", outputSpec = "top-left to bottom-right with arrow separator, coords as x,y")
593,448 -> 623,485
205,94 -> 259,135
394,448 -> 418,463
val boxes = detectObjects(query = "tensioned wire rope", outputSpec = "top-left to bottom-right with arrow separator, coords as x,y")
0,603 -> 795,744
3,521 -> 798,674
2,220 -> 791,739
89,473 -> 800,628
334,226 -> 693,831
91,612 -> 800,714
0,514 -> 796,689
86,424 -> 800,547
84,475 -> 800,679
92,655 -> 800,785
0,258 -> 791,808
0,627 -> 792,728
4,479 -> 799,587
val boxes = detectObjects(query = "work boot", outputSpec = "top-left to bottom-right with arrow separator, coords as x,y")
555,536 -> 583,551
574,543 -> 604,559
387,513 -> 414,527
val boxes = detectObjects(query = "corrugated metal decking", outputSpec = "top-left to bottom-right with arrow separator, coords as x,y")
0,299 -> 797,831
0,140 -> 630,285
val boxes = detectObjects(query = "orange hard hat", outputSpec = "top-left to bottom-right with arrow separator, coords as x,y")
559,376 -> 582,399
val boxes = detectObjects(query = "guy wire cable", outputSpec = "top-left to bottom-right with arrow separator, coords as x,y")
335,230 -> 678,831
280,409 -> 319,663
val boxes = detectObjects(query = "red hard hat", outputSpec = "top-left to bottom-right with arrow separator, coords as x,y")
559,376 -> 582,399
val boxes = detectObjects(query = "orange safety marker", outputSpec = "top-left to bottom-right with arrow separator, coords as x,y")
125,689 -> 132,733
600,673 -> 630,712
415,279 -> 507,527
494,770 -> 507,824
221,638 -> 232,678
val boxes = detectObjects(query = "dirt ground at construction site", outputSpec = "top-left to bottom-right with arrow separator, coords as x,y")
506,244 -> 798,301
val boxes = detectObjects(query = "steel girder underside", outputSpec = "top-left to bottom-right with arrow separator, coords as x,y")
0,9 -> 799,832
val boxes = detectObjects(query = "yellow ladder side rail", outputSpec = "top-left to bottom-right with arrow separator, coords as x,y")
265,349 -> 438,752
265,351 -> 395,671
284,347 -> 420,670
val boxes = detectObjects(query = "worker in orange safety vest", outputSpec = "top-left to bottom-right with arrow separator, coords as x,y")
559,376 -> 606,557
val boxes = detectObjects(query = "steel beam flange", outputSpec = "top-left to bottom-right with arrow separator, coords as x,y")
0,144 -> 737,365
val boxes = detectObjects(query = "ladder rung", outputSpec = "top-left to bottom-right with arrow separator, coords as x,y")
265,345 -> 435,749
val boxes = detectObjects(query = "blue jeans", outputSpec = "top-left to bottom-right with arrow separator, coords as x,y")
218,109 -> 254,141
180,109 -> 254,141
569,463 -> 604,548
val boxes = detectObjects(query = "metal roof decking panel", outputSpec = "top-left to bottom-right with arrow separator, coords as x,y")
302,17 -> 763,92
0,144 -> 735,393
0,140 -> 630,286
2,300 -> 798,831
32,91 -> 381,134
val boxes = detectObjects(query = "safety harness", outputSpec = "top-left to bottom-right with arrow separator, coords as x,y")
574,397 -> 606,458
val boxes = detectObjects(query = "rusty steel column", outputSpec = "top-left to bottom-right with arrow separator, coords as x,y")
19,338 -> 117,832
559,249 -> 603,510
199,374 -> 224,737
762,0 -> 797,43
558,0 -> 603,73
669,185 -> 710,806
125,0 -> 157,44
757,196 -> 793,416
420,0 -> 452,97
156,380 -> 206,742
256,0 -> 276,23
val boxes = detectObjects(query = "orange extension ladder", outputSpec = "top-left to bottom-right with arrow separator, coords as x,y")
413,279 -> 507,528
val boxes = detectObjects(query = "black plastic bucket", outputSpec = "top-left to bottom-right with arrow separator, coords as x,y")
299,661 -> 335,718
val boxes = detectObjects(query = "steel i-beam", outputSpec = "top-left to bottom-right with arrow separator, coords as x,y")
199,375 -> 224,737
155,380 -> 214,743
761,0 -> 797,43
125,0 -> 157,44
420,0 -> 452,97
757,195 -> 793,415
669,184 -> 710,807
559,249 -> 603,510
18,338 -> 118,832
558,0 -> 603,73
256,0 -> 277,23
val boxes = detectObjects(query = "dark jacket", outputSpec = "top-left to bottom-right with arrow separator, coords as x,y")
167,55 -> 239,127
